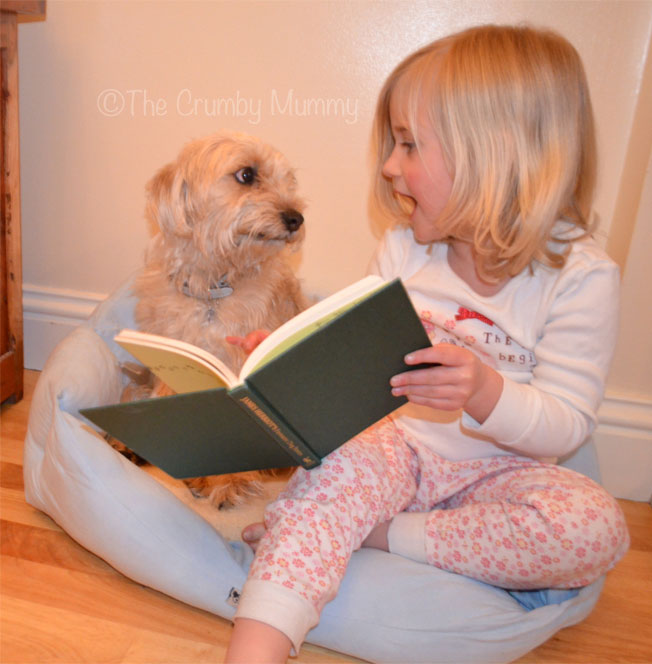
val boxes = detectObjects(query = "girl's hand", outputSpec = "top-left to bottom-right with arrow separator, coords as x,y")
390,343 -> 503,423
226,329 -> 270,356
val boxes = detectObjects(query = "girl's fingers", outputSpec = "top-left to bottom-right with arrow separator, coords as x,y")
403,343 -> 466,367
226,330 -> 271,355
225,335 -> 246,347
391,343 -> 476,388
390,343 -> 483,411
391,365 -> 449,389
391,343 -> 502,422
392,380 -> 467,402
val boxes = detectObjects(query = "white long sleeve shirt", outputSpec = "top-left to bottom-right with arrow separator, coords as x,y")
368,226 -> 620,463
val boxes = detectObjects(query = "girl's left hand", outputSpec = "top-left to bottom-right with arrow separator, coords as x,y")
390,343 -> 503,424
226,329 -> 270,356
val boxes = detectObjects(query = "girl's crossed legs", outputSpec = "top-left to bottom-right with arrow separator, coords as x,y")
232,417 -> 629,654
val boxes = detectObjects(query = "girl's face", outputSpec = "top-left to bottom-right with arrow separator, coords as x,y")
382,92 -> 454,243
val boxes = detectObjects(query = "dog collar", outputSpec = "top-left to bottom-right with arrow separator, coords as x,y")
182,277 -> 233,300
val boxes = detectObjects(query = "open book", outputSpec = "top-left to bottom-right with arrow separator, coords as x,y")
81,276 -> 431,479
112,275 -> 396,394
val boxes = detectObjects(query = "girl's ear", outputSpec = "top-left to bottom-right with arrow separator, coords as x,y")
145,162 -> 193,237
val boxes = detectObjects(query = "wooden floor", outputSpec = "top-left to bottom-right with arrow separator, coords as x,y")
2,370 -> 651,664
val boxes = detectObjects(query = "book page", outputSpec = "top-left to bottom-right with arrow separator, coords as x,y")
115,331 -> 239,393
239,275 -> 387,377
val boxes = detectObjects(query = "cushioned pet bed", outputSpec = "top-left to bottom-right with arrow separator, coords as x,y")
23,277 -> 605,663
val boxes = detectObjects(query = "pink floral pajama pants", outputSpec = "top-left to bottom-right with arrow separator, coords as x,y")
237,417 -> 629,646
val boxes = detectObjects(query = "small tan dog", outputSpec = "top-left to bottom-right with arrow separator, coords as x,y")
121,131 -> 307,507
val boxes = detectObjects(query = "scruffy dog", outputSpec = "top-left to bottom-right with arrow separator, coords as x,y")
119,131 -> 307,507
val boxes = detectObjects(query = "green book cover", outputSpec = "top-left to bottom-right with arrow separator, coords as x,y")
80,278 -> 431,479
245,278 -> 430,459
83,389 -> 301,478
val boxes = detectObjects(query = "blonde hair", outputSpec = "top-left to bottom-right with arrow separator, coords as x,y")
373,24 -> 596,279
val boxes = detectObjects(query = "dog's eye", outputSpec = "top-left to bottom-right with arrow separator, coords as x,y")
234,167 -> 256,185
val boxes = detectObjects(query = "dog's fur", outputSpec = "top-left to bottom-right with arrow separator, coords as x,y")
119,131 -> 308,507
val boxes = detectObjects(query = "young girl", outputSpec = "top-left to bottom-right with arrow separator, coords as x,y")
225,24 -> 629,663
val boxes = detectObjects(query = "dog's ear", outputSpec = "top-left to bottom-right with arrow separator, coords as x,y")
145,162 -> 193,237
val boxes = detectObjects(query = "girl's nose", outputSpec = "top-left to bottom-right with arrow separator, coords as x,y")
382,146 -> 400,179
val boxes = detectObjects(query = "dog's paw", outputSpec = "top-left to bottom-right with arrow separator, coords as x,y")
105,435 -> 148,466
184,473 -> 266,510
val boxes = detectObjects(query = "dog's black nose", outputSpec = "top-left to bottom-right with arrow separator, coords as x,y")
282,210 -> 304,232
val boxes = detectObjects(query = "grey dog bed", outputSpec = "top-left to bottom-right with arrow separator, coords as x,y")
23,276 -> 605,663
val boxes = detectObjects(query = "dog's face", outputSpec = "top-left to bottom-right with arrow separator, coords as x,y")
146,131 -> 305,278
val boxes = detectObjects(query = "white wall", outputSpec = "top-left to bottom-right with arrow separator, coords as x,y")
594,149 -> 652,501
18,0 -> 652,499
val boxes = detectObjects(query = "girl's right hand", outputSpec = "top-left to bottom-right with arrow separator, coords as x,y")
390,343 -> 503,424
226,329 -> 270,356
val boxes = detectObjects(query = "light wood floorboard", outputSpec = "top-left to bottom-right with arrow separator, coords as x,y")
2,371 -> 651,663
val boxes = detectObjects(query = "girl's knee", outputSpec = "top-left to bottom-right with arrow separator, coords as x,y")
537,473 -> 630,582
583,483 -> 630,565
497,467 -> 629,586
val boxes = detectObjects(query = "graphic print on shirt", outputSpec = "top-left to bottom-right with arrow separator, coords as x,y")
420,305 -> 536,372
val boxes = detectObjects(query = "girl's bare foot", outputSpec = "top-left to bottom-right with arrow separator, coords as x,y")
241,522 -> 267,552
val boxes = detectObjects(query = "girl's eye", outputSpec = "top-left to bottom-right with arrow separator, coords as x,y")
401,141 -> 415,153
234,166 -> 256,185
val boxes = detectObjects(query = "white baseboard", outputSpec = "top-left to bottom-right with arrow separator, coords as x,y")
23,283 -> 106,370
22,285 -> 652,502
595,393 -> 652,501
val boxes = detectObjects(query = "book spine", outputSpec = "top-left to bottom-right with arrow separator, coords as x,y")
229,384 -> 321,469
